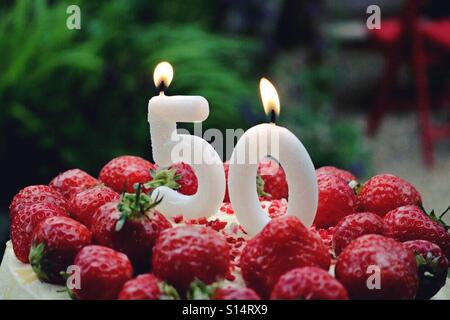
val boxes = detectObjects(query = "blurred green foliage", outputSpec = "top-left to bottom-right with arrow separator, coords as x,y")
0,0 -> 258,194
137,24 -> 259,130
0,0 -> 369,204
280,63 -> 370,172
0,0 -> 102,142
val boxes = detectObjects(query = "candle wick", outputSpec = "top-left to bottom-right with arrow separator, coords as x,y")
270,109 -> 277,124
157,81 -> 168,95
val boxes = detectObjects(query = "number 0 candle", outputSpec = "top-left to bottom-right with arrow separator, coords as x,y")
228,78 -> 318,236
148,62 -> 225,218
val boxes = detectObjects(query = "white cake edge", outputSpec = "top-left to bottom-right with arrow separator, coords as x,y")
0,241 -> 69,300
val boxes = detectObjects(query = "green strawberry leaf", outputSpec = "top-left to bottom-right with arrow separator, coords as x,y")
145,167 -> 180,191
115,184 -> 163,231
186,279 -> 215,300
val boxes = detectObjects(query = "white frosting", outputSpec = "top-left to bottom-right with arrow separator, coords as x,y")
0,241 -> 68,300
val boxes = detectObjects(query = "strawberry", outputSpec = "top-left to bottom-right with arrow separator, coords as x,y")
316,166 -> 357,182
335,234 -> 418,299
313,225 -> 335,252
89,201 -> 120,247
270,267 -> 349,300
258,158 -> 288,200
383,205 -> 450,259
90,186 -> 171,271
9,185 -> 67,219
145,162 -> 198,196
313,173 -> 357,228
49,169 -> 99,200
358,174 -> 422,216
332,212 -> 386,255
99,155 -> 156,193
188,280 -> 261,300
403,240 -> 449,300
212,286 -> 261,300
29,216 -> 92,284
240,216 -> 331,298
11,203 -> 68,263
72,245 -> 133,300
68,184 -> 119,228
117,274 -> 179,300
152,225 -> 230,294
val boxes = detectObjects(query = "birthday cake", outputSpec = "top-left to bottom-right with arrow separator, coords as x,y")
0,201 -> 250,300
1,156 -> 449,300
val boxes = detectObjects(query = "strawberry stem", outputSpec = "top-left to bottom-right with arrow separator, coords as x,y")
145,167 -> 180,191
186,279 -> 215,300
29,242 -> 51,282
160,282 -> 181,300
420,205 -> 450,231
256,174 -> 269,198
115,184 -> 163,231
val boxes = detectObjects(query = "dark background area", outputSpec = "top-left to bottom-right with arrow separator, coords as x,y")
1,0 -> 449,255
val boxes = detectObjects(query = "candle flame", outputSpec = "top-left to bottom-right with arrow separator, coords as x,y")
259,78 -> 280,116
153,61 -> 174,89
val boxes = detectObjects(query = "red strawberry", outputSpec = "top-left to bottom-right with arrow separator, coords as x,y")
145,162 -> 198,196
68,185 -> 119,228
240,216 -> 331,298
117,274 -> 179,300
29,216 -> 92,284
271,267 -> 349,300
383,205 -> 450,259
49,169 -> 99,200
11,203 -> 68,263
403,240 -> 449,300
152,225 -> 230,294
89,201 -> 119,247
333,212 -> 386,255
258,158 -> 288,200
316,166 -> 357,182
313,173 -> 357,228
212,286 -> 261,300
9,185 -> 67,219
188,280 -> 261,300
91,187 -> 171,271
72,245 -> 133,300
313,225 -> 335,252
335,234 -> 418,299
358,174 -> 422,216
99,155 -> 156,193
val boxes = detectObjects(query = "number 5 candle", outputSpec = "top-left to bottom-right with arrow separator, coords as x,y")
228,78 -> 318,236
148,62 -> 225,218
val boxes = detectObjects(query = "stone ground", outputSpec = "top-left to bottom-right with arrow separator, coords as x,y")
353,113 -> 450,223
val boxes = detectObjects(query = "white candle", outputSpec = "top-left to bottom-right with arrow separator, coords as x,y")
228,78 -> 318,236
148,62 -> 225,218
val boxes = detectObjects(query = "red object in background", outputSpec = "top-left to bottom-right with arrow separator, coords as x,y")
367,0 -> 450,166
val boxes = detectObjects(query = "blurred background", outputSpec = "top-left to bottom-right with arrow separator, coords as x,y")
1,0 -> 449,252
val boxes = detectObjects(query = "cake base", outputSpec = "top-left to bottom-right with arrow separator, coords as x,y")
0,241 -> 68,300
